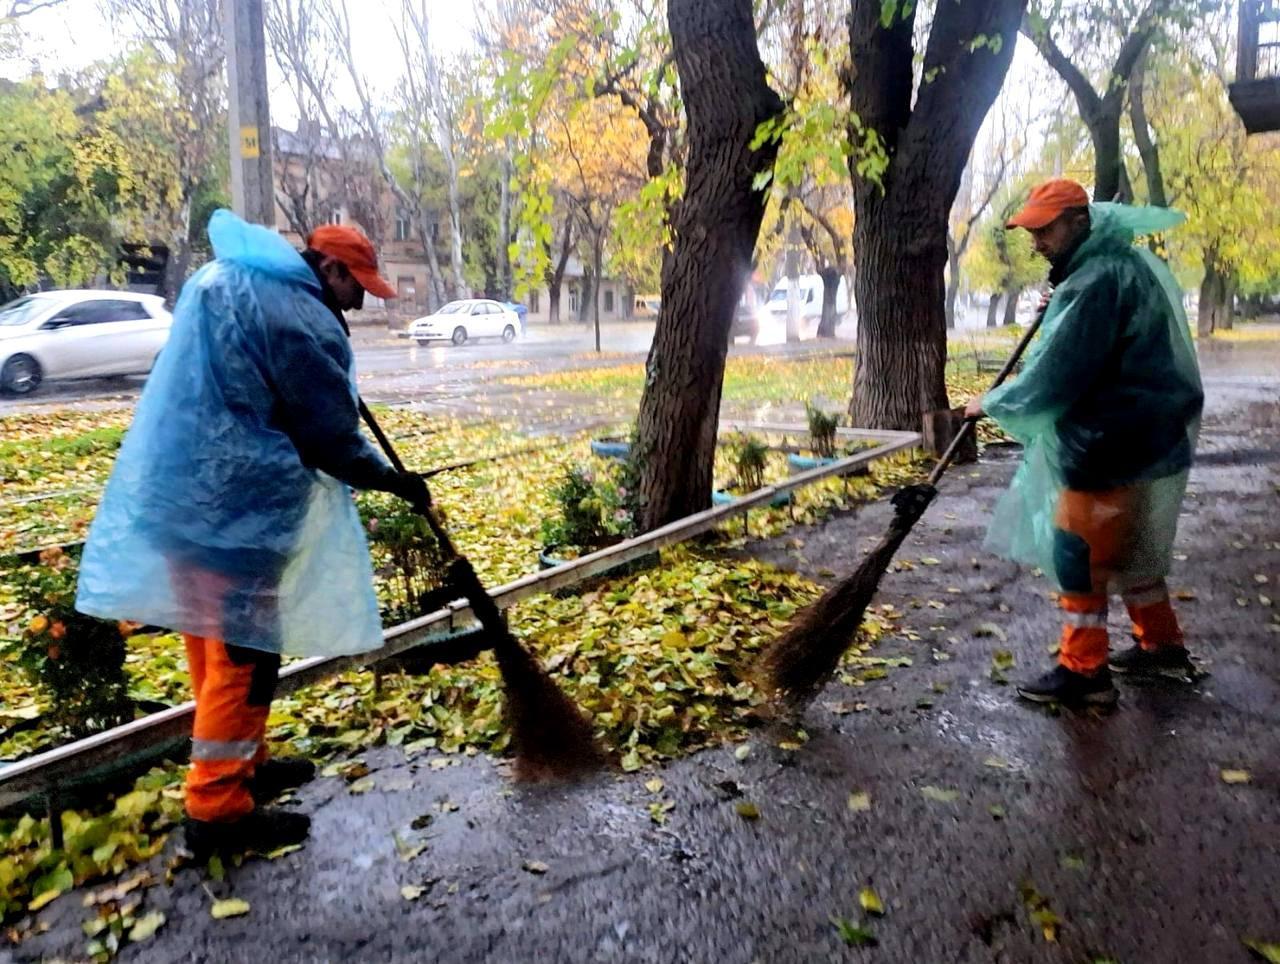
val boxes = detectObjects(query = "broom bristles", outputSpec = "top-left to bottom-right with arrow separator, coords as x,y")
447,557 -> 609,781
495,638 -> 610,782
755,485 -> 935,709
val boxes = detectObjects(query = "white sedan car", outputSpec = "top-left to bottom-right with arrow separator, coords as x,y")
0,290 -> 173,395
407,299 -> 520,346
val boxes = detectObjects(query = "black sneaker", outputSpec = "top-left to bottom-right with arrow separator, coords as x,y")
1109,643 -> 1194,678
184,807 -> 311,862
249,756 -> 316,803
1016,665 -> 1118,706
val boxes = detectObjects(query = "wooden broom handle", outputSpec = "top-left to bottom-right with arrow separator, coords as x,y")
926,300 -> 1049,487
357,398 -> 458,558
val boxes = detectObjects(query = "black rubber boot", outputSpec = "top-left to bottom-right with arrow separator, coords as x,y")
249,757 -> 317,803
1016,665 -> 1119,706
184,807 -> 311,862
1109,643 -> 1194,678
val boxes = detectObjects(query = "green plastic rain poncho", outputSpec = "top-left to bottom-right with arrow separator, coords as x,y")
981,203 -> 1204,593
75,211 -> 388,657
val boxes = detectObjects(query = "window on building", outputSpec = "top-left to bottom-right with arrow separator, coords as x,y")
430,221 -> 440,241
328,210 -> 343,226
604,289 -> 615,314
529,290 -> 540,314
394,217 -> 410,242
569,287 -> 580,314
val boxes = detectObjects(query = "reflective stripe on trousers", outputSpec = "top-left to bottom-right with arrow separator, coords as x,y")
184,633 -> 280,823
1058,580 -> 1185,674
1058,593 -> 1110,674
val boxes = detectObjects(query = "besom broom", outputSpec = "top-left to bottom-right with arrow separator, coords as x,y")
754,308 -> 1048,710
358,400 -> 607,781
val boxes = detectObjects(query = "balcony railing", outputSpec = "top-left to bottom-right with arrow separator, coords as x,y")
1231,0 -> 1280,132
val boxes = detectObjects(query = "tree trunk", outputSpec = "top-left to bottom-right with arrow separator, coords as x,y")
816,265 -> 840,338
1002,285 -> 1021,327
415,211 -> 447,309
1198,253 -> 1237,337
848,0 -> 1024,430
548,284 -> 562,325
578,263 -> 594,323
851,201 -> 952,427
1088,112 -> 1130,203
1198,264 -> 1219,337
445,169 -> 466,299
1129,49 -> 1167,208
785,221 -> 802,342
986,292 -> 1002,328
592,225 -> 604,352
634,0 -> 783,531
546,217 -> 573,325
945,234 -> 960,329
1217,274 -> 1236,331
158,197 -> 195,307
498,139 -> 514,298
1024,20 -> 1157,205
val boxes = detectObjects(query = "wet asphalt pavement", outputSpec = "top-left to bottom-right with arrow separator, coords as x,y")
6,339 -> 1279,963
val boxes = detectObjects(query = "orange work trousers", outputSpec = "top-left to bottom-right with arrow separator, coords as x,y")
184,633 -> 280,822
1054,487 -> 1184,674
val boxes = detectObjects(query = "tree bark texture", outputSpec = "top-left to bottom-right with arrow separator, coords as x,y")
848,0 -> 1025,430
634,0 -> 783,531
986,292 -> 1001,328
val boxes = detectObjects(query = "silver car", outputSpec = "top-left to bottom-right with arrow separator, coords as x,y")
0,291 -> 173,395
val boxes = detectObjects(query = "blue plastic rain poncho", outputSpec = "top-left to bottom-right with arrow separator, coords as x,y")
982,203 -> 1204,593
76,211 -> 391,656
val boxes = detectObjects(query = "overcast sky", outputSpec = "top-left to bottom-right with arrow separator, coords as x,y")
2,0 -> 481,120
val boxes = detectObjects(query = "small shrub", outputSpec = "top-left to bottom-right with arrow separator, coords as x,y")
805,402 -> 840,459
731,434 -> 770,492
1,546 -> 133,738
541,464 -> 636,553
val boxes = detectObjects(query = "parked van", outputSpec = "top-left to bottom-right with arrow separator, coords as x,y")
765,274 -> 850,324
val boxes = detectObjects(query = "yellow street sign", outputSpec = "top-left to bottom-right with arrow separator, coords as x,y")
240,126 -> 261,159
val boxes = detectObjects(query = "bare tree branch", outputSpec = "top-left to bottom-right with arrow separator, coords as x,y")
3,0 -> 64,19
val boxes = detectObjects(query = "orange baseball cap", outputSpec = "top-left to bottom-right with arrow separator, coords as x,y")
306,224 -> 397,300
1006,178 -> 1091,230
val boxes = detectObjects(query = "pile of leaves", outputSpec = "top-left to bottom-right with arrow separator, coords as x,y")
0,768 -> 184,923
266,546 -> 903,771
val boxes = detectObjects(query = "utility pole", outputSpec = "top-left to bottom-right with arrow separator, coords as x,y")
225,0 -> 276,226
